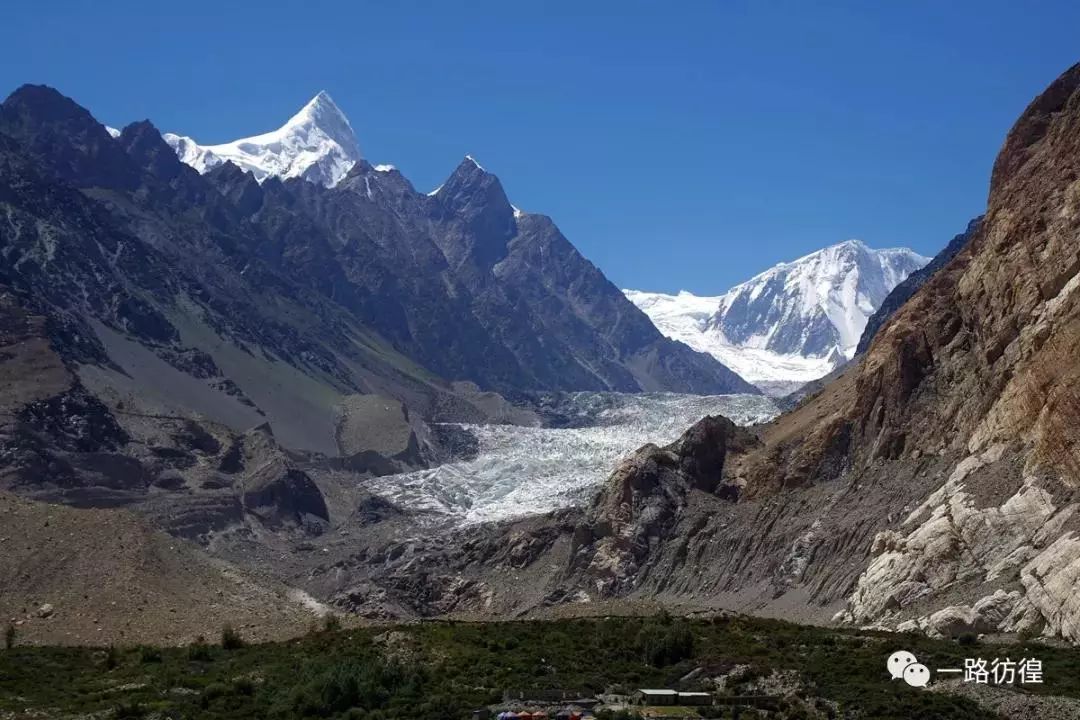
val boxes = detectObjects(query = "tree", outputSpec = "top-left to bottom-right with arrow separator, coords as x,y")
221,624 -> 246,650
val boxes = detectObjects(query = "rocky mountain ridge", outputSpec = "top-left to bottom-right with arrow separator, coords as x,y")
855,217 -> 982,355
0,82 -> 752,638
560,61 -> 1080,642
7,58 -> 1080,649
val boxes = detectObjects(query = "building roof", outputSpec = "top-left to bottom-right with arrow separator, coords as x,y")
678,692 -> 712,696
637,689 -> 678,695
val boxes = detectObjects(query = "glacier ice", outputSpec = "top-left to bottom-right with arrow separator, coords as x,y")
365,392 -> 778,526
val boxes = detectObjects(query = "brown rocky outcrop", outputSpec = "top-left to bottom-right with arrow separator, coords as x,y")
570,416 -> 757,597
554,62 -> 1080,640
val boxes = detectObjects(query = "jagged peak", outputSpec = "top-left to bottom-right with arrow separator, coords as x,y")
464,154 -> 485,171
161,90 -> 362,187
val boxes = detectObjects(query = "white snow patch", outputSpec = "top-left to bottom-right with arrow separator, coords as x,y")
373,164 -> 396,172
105,126 -> 121,138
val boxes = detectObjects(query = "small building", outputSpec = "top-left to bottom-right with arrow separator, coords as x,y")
677,692 -> 712,706
635,689 -> 679,706
634,689 -> 713,707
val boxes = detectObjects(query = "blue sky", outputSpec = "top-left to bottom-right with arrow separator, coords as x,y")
3,1 -> 1079,294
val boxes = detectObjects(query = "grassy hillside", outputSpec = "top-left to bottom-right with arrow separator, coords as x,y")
2,614 -> 1079,719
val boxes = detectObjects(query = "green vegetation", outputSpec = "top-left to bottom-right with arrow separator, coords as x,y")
2,615 -> 1079,719
188,635 -> 214,661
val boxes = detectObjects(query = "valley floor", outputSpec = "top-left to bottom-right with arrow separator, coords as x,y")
3,615 -> 1080,720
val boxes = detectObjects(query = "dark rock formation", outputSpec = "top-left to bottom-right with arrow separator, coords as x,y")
567,416 -> 758,597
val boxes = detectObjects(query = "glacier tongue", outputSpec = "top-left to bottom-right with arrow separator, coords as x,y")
162,90 -> 362,187
365,392 -> 778,526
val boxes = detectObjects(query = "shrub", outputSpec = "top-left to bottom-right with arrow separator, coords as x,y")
188,637 -> 213,661
105,645 -> 120,670
139,645 -> 162,663
221,624 -> 246,650
635,619 -> 695,666
201,682 -> 231,708
290,658 -> 425,715
4,622 -> 14,650
957,633 -> 978,647
114,700 -> 145,719
595,710 -> 642,720
233,676 -> 256,696
323,613 -> 342,633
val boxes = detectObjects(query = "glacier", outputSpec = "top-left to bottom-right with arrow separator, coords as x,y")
365,391 -> 778,526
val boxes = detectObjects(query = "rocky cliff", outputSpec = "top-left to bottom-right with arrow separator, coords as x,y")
558,62 -> 1080,642
855,216 -> 982,355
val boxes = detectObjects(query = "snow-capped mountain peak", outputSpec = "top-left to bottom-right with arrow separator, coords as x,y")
162,90 -> 362,187
711,239 -> 929,358
625,240 -> 930,394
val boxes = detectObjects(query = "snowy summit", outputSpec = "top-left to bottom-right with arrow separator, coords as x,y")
626,240 -> 930,394
162,91 -> 362,187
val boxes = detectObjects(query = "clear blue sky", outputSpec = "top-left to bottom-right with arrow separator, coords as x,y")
4,1 -> 1079,294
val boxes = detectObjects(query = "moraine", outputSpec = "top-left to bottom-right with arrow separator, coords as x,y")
364,391 -> 778,525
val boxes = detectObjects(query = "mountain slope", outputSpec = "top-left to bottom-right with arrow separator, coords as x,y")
562,61 -> 1080,643
626,240 -> 928,392
855,217 -> 982,354
163,91 -> 362,187
195,139 -> 755,395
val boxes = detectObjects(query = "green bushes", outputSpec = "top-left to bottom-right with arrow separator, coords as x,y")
3,615 -> 1073,720
113,700 -> 146,719
188,637 -> 214,661
288,657 -> 427,716
595,710 -> 643,720
138,645 -> 162,663
635,617 -> 695,666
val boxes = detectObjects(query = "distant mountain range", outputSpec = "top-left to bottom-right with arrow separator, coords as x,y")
626,240 -> 930,393
0,85 -> 754,462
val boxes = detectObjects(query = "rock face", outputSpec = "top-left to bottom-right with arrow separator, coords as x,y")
521,61 -> 1080,642
570,416 -> 757,597
0,82 -> 750,632
855,217 -> 981,355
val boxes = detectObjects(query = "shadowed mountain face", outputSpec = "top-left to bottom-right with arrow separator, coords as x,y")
0,85 -> 752,443
0,81 -> 754,639
207,155 -> 755,396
